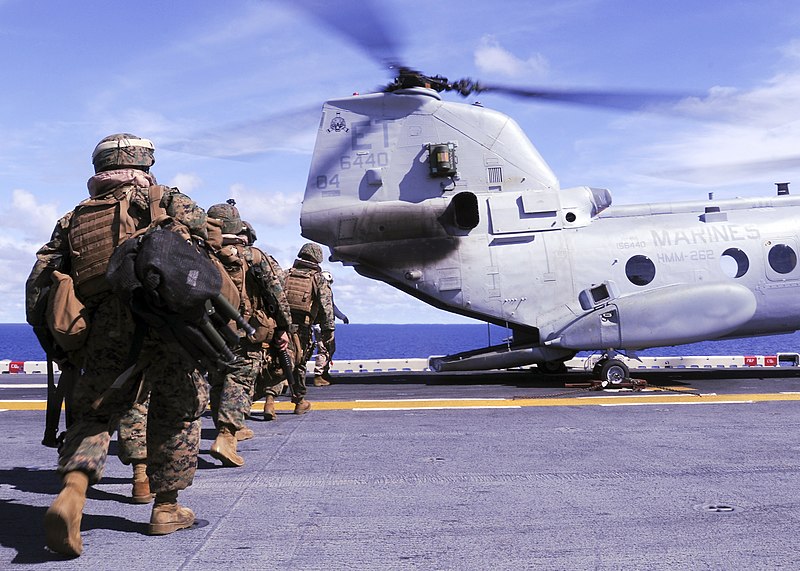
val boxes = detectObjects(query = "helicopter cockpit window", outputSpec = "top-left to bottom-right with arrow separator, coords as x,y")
720,248 -> 749,278
625,255 -> 656,286
768,243 -> 798,275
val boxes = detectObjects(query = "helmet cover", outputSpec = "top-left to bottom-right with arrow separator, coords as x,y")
92,133 -> 155,173
298,242 -> 323,263
207,202 -> 243,235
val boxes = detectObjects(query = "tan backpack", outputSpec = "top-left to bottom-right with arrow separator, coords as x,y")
46,271 -> 90,352
284,268 -> 316,326
213,244 -> 275,344
44,184 -> 166,352
68,184 -> 166,299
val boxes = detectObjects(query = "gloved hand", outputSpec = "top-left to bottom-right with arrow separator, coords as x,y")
273,329 -> 290,351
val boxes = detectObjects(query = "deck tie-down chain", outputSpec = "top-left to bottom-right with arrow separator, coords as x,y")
512,377 -> 702,400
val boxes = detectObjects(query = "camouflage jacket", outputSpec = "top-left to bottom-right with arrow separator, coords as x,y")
243,244 -> 292,331
25,169 -> 207,323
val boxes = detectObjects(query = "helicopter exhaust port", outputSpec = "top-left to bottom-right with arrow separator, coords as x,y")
450,192 -> 479,230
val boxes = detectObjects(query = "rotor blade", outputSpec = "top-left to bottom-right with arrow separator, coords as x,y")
650,155 -> 800,184
477,84 -> 696,112
285,0 -> 404,69
161,104 -> 322,161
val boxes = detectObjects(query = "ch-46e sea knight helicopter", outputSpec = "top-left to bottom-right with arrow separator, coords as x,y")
289,6 -> 799,383
298,65 -> 800,383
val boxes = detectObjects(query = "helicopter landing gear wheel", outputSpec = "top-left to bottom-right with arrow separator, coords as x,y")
595,358 -> 629,385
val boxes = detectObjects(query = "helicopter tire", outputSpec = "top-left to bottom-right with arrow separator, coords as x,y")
539,360 -> 568,374
598,358 -> 629,384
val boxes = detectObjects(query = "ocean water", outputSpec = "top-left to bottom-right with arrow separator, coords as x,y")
4,323 -> 800,362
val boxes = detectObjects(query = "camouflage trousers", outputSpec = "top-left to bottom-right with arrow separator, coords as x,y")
117,391 -> 150,465
252,335 -> 306,401
58,295 -> 209,494
209,347 -> 266,432
252,349 -> 288,401
294,327 -> 315,389
313,339 -> 331,377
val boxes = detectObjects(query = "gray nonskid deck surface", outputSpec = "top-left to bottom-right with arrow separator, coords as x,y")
2,373 -> 800,570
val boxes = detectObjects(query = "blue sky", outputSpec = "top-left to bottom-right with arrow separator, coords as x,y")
4,0 -> 800,323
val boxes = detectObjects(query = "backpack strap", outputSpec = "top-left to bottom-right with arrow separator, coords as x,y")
242,246 -> 264,269
147,185 -> 167,223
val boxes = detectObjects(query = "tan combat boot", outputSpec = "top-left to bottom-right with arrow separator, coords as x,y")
44,470 -> 89,557
263,395 -> 277,421
210,427 -> 244,467
148,490 -> 195,535
313,376 -> 330,387
236,426 -> 254,441
131,462 -> 153,504
293,398 -> 312,415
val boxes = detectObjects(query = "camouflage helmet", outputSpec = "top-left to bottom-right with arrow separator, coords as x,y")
207,200 -> 243,235
92,133 -> 155,173
240,220 -> 257,244
298,242 -> 323,263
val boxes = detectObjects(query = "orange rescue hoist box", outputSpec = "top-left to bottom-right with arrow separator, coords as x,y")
744,356 -> 758,367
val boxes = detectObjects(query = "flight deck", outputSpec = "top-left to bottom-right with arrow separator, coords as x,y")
2,366 -> 799,569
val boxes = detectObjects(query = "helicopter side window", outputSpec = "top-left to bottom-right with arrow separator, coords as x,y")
720,248 -> 749,278
768,244 -> 798,275
625,255 -> 655,286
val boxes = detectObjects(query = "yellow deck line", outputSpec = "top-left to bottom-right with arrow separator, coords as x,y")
4,391 -> 800,412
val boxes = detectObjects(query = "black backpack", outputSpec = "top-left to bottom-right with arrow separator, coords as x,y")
106,224 -> 252,372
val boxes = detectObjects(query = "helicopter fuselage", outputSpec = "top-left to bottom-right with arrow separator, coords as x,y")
301,87 -> 800,367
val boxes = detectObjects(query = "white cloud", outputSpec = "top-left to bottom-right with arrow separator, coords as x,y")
1,190 -> 71,323
228,184 -> 304,229
168,172 -> 203,193
0,233 -> 51,323
779,38 -> 800,61
572,44 -> 800,197
11,189 -> 60,238
474,35 -> 549,79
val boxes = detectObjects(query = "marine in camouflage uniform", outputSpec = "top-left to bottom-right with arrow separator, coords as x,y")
286,243 -> 336,395
236,223 -> 294,421
25,134 -> 210,557
205,202 -> 295,467
312,271 -> 349,386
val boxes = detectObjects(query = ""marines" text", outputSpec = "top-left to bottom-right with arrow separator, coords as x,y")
651,224 -> 760,247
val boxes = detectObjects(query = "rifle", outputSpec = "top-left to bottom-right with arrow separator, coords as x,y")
31,322 -> 73,448
42,361 -> 77,448
277,344 -> 296,394
42,357 -> 60,448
